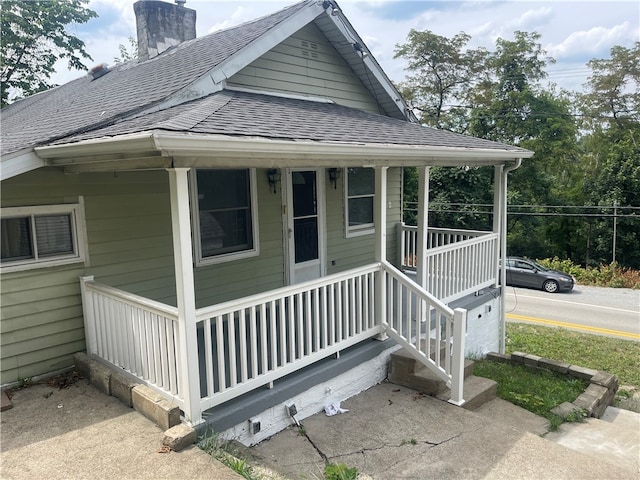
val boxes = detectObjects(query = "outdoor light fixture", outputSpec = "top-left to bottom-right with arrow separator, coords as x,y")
267,168 -> 281,194
353,42 -> 368,58
328,168 -> 341,189
322,0 -> 339,15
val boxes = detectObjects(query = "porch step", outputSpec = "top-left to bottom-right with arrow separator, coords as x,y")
388,348 -> 496,410
435,374 -> 498,411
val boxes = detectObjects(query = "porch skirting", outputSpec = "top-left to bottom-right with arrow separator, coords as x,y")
215,338 -> 402,446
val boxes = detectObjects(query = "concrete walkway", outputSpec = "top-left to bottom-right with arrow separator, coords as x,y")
241,382 -> 638,479
2,378 -> 638,479
0,381 -> 240,480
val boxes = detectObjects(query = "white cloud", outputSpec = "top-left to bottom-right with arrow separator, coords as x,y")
47,0 -> 639,94
547,22 -> 637,59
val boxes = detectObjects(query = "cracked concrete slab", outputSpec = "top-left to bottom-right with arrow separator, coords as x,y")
1,381 -> 241,480
244,382 -> 636,480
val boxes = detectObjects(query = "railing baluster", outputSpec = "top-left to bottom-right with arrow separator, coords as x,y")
279,298 -> 287,367
313,288 -> 320,352
336,283 -> 343,342
215,315 -> 225,391
249,306 -> 258,378
270,299 -> 278,368
228,310 -> 237,388
204,317 -> 214,396
239,308 -> 248,383
304,291 -> 312,355
260,304 -> 268,374
356,276 -> 363,334
321,286 -> 328,348
349,278 -> 356,337
167,318 -> 178,394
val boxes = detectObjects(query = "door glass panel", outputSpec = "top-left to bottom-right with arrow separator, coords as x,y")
293,171 -> 317,217
292,171 -> 319,264
294,217 -> 318,263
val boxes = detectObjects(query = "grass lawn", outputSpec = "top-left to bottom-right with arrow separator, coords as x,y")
474,323 -> 640,425
473,360 -> 588,419
505,323 -> 640,387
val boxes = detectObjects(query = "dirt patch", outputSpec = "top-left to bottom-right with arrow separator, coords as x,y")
616,385 -> 640,413
5,370 -> 84,401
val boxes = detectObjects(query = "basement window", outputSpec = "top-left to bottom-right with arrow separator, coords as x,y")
1,203 -> 86,272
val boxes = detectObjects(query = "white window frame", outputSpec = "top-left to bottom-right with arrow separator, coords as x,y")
344,167 -> 375,238
190,168 -> 260,266
0,200 -> 87,273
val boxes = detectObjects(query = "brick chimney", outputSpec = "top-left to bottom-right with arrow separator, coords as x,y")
134,0 -> 196,61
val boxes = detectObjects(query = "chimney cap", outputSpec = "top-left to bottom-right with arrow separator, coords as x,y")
175,0 -> 186,5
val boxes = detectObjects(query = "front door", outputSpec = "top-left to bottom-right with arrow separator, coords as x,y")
285,169 -> 326,284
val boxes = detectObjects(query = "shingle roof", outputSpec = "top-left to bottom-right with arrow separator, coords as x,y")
0,0 -> 310,157
54,90 -> 528,153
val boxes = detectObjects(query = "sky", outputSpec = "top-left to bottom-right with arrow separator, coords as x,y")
54,0 -> 640,93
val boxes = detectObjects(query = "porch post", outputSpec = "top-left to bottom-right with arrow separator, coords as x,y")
375,167 -> 388,339
167,168 -> 202,425
493,165 -> 504,286
416,167 -> 429,323
416,167 -> 430,289
495,165 -> 508,354
449,307 -> 467,406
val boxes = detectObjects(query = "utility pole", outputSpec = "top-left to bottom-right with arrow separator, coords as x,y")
612,201 -> 617,264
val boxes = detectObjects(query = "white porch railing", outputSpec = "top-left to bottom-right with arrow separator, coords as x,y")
195,264 -> 380,411
80,262 -> 467,422
381,261 -> 466,404
80,276 -> 183,408
399,224 -> 499,303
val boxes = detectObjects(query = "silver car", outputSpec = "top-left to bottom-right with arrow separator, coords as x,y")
504,257 -> 575,293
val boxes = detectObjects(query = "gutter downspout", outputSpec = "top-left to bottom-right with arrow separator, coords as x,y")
499,158 -> 522,353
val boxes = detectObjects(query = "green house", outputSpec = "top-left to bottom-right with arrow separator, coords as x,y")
1,0 -> 532,439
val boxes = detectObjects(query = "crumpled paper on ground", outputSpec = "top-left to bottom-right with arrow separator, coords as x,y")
324,401 -> 349,416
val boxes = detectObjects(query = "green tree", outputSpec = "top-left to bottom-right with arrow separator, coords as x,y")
578,43 -> 640,268
113,36 -> 138,64
394,30 -> 489,131
465,32 -> 581,260
0,0 -> 97,106
398,30 -> 580,253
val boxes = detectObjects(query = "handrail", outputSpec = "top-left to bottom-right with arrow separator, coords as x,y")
380,261 -> 466,404
196,263 -> 380,320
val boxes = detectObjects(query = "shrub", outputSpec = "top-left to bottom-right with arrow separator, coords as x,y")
537,258 -> 640,289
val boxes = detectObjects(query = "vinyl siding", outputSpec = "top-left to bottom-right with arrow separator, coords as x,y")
0,168 -> 176,384
0,167 -> 287,383
228,23 -> 380,114
325,167 -> 402,275
193,168 -> 285,307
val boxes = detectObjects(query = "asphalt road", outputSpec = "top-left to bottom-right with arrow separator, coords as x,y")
505,284 -> 640,341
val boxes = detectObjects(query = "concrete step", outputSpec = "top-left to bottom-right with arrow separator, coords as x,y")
388,347 -> 496,409
435,374 -> 497,411
389,349 -> 474,394
389,344 -> 474,378
545,406 -> 640,476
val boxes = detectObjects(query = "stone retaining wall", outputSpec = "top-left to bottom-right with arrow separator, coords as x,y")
486,351 -> 618,418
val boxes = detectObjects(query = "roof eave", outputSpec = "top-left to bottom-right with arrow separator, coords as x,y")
1,149 -> 46,181
33,132 -> 533,172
